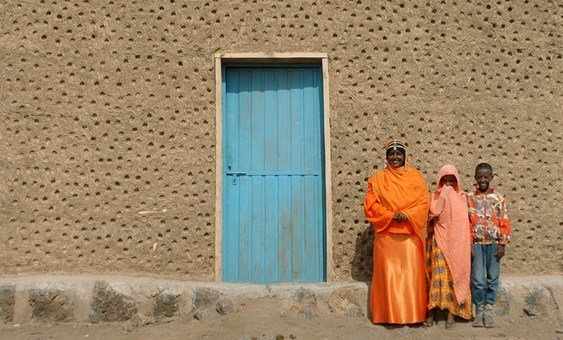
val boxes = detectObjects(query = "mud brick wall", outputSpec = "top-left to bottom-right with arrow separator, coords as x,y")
0,0 -> 561,281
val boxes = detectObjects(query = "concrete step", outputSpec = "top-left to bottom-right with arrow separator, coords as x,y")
0,275 -> 560,325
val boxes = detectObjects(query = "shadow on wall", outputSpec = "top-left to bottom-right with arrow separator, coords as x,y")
351,224 -> 374,282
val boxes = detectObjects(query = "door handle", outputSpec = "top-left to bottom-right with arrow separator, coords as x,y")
227,172 -> 246,185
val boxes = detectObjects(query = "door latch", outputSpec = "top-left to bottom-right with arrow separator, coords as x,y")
229,172 -> 246,185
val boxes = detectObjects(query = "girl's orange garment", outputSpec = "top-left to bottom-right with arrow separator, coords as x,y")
429,164 -> 471,305
364,164 -> 430,324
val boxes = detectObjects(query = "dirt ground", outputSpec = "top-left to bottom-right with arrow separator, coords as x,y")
1,299 -> 561,340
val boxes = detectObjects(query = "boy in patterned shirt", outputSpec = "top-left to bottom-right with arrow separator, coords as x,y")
467,163 -> 511,328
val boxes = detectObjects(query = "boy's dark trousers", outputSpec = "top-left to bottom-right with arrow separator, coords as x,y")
471,244 -> 501,307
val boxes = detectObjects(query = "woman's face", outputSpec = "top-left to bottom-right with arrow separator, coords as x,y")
387,149 -> 405,168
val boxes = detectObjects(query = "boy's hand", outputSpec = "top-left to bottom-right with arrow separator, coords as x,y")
393,212 -> 407,221
496,244 -> 505,259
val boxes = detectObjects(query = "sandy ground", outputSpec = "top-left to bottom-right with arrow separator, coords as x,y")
1,299 -> 561,340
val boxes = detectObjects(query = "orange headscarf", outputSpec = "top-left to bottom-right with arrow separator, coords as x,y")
430,164 -> 471,304
364,156 -> 430,251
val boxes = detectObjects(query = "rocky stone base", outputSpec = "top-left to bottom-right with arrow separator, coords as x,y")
0,275 -> 560,325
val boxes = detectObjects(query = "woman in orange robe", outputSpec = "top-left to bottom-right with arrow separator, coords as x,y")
363,140 -> 430,324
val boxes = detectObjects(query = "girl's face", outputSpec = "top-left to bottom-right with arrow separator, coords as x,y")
387,149 -> 405,168
440,174 -> 457,189
475,168 -> 493,192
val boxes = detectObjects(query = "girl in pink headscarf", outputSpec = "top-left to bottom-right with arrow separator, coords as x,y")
423,165 -> 472,328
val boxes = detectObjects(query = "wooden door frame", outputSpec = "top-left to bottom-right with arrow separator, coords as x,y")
214,52 -> 334,282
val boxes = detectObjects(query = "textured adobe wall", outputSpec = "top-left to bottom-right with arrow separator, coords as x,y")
0,0 -> 561,281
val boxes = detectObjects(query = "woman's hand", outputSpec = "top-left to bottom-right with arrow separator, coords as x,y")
393,212 -> 408,221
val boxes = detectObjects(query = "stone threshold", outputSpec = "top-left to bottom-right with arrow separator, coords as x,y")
0,275 -> 560,325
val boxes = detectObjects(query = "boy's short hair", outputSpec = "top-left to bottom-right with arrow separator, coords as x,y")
475,162 -> 493,173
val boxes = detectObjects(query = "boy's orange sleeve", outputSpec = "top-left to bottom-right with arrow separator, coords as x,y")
498,195 -> 511,244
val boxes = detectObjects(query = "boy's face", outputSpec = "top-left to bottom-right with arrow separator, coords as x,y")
475,168 -> 493,192
440,174 -> 457,189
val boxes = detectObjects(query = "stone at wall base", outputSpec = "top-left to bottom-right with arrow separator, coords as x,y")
216,298 -> 236,315
524,286 -> 557,317
280,288 -> 318,319
328,288 -> 364,317
89,281 -> 137,323
494,285 -> 512,316
153,291 -> 179,318
29,289 -> 73,323
0,286 -> 16,323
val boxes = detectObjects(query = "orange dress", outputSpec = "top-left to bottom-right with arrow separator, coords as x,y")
364,164 -> 430,324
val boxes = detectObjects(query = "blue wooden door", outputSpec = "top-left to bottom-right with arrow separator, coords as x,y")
222,65 -> 325,283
